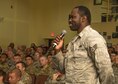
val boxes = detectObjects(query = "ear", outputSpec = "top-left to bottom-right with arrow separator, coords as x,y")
81,16 -> 87,22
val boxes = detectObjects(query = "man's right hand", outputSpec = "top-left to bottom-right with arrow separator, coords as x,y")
53,35 -> 64,52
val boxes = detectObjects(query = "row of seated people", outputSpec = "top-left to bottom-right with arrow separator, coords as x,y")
0,42 -> 117,84
0,55 -> 65,84
0,43 -> 66,84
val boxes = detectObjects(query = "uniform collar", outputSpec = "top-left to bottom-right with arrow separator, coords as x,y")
71,25 -> 90,43
78,25 -> 90,38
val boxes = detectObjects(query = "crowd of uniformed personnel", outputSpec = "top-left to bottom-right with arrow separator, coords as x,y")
0,42 -> 66,84
108,44 -> 118,84
0,42 -> 117,84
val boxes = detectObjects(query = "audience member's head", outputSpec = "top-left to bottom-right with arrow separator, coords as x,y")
34,51 -> 41,61
6,50 -> 14,59
108,47 -> 115,55
36,46 -> 43,55
47,54 -> 52,63
16,61 -> 26,73
13,54 -> 22,63
0,69 -> 6,83
17,45 -> 26,52
25,48 -> 31,56
115,55 -> 118,64
30,43 -> 37,50
8,42 -> 15,49
1,53 -> 8,63
110,53 -> 116,63
25,56 -> 34,66
8,68 -> 22,84
39,56 -> 48,67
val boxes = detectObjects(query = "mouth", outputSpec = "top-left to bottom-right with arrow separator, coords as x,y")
69,21 -> 73,27
69,23 -> 72,27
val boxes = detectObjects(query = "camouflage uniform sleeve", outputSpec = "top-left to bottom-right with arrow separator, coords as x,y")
18,80 -> 24,84
55,51 -> 65,71
89,38 -> 115,84
45,75 -> 65,84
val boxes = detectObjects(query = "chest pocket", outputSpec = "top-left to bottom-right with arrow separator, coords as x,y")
73,43 -> 87,58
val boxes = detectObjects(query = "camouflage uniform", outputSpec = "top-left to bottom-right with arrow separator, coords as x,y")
55,26 -> 114,84
7,58 -> 14,67
37,64 -> 54,76
33,61 -> 41,70
26,63 -> 38,75
45,74 -> 65,84
0,61 -> 9,72
112,63 -> 118,84
21,72 -> 32,84
17,80 -> 24,84
7,64 -> 15,73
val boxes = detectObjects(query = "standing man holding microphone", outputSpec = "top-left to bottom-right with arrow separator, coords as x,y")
53,5 -> 114,84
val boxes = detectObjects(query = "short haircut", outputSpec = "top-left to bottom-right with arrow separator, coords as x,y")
0,69 -> 6,82
14,54 -> 21,57
40,55 -> 48,59
25,55 -> 34,60
16,61 -> 26,68
74,6 -> 91,24
1,53 -> 8,58
9,68 -> 22,78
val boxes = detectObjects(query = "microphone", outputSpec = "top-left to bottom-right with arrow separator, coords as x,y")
52,30 -> 67,48
45,30 -> 67,56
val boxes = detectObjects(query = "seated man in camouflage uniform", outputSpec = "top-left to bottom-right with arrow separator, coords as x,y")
37,56 -> 54,76
16,61 -> 32,84
8,68 -> 23,84
33,51 -> 41,70
0,53 -> 9,72
25,56 -> 38,75
7,54 -> 22,73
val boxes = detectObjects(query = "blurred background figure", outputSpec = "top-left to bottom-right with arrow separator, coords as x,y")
25,56 -> 38,75
0,53 -> 9,73
16,61 -> 32,84
0,69 -> 7,84
8,68 -> 23,84
0,46 -> 2,55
